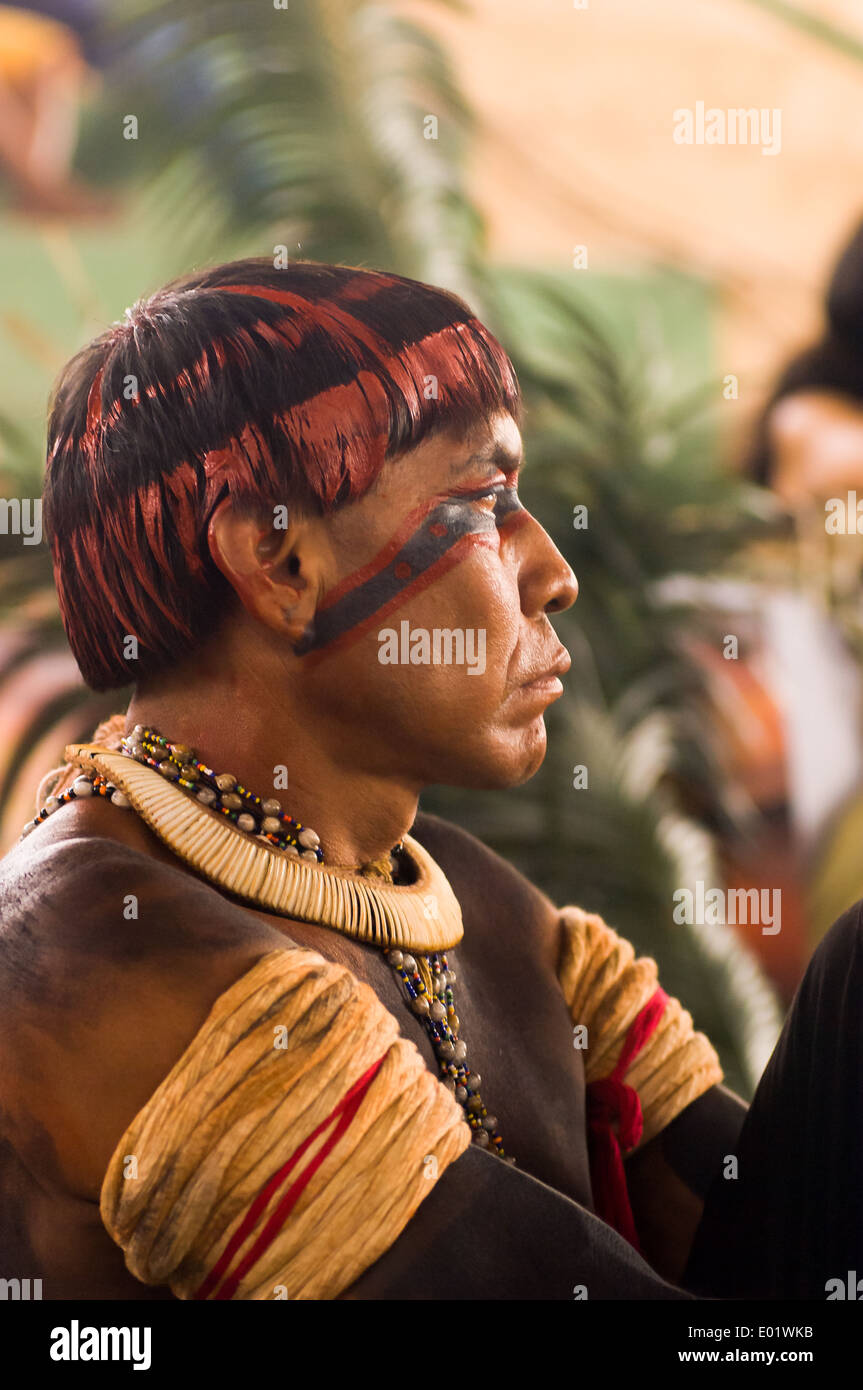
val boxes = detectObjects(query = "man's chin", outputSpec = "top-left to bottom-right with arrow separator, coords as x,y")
437,726 -> 548,791
501,742 -> 548,789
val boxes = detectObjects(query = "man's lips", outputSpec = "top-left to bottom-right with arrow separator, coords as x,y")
518,650 -> 571,689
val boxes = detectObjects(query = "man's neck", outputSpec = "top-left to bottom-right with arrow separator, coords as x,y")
122,691 -> 419,870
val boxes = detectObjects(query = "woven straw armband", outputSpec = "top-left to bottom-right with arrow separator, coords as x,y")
99,948 -> 471,1300
557,905 -> 724,1150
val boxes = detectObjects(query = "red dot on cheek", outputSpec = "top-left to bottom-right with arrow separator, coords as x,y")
394,562 -> 412,580
429,523 -> 448,538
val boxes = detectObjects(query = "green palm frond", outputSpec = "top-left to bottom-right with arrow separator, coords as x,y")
79,0 -> 484,293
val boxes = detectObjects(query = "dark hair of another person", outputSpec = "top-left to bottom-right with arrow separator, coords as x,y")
747,216 -> 863,486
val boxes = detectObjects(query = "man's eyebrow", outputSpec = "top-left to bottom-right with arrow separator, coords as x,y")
448,442 -> 525,479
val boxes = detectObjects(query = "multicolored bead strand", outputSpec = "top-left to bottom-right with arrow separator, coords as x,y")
19,765 -> 131,838
120,725 -> 323,862
385,947 -> 514,1163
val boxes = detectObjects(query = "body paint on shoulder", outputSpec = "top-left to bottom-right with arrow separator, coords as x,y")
297,483 -> 526,663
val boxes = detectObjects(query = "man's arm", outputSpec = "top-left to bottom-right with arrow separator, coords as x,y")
412,810 -> 743,1288
340,1142 -> 695,1300
0,835 -> 281,1206
624,1083 -> 749,1284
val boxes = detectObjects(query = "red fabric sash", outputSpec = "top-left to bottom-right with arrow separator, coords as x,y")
585,986 -> 669,1252
194,1052 -> 387,1300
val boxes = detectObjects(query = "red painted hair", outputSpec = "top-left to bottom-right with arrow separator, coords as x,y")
43,258 -> 521,690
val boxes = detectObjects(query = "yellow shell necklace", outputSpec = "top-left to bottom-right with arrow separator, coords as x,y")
47,725 -> 464,954
26,724 -> 510,1160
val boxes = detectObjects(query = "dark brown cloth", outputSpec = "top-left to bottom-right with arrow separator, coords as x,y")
684,899 -> 863,1298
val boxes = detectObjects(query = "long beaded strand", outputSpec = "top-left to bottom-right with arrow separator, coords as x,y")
385,948 -> 514,1163
19,765 -> 129,832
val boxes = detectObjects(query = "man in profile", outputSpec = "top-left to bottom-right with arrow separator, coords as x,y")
0,258 -> 858,1300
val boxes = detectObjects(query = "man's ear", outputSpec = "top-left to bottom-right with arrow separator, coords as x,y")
207,497 -> 319,645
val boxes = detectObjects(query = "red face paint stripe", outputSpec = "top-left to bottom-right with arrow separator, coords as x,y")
313,478 -> 513,615
299,482 -> 521,655
314,493 -> 452,613
301,530 -> 495,669
193,1052 -> 387,1301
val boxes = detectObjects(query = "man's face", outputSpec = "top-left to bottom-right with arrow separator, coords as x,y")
294,411 -> 578,790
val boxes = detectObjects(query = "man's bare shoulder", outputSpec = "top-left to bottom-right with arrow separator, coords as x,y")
411,810 -> 562,973
0,825 -> 282,965
0,828 -> 287,1202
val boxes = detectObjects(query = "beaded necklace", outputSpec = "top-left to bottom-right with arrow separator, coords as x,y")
22,725 -> 513,1164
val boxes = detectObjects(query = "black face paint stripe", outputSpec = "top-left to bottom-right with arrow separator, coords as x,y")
296,485 -> 523,655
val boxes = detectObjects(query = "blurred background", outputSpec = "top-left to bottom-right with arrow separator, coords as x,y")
3,0 -> 863,1098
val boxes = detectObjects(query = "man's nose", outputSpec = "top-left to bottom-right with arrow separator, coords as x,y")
511,512 -> 578,616
546,561 -> 578,615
